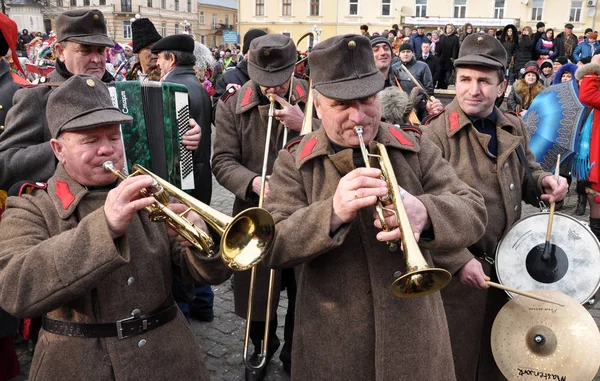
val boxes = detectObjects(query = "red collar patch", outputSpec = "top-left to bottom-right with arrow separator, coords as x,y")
294,84 -> 305,101
300,137 -> 318,160
55,180 -> 75,210
240,87 -> 253,107
449,111 -> 461,132
388,126 -> 414,147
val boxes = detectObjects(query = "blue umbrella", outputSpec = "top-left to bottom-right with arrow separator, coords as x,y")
524,80 -> 589,172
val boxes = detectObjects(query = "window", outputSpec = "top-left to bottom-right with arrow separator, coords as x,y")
256,0 -> 265,16
161,0 -> 165,8
123,21 -> 132,39
70,0 -> 76,6
121,0 -> 132,12
56,0 -> 63,6
415,0 -> 427,17
310,0 -> 319,16
175,23 -> 180,34
213,35 -> 217,47
212,13 -> 217,29
200,11 -> 205,24
570,1 -> 582,22
98,0 -> 104,4
349,0 -> 358,15
531,0 -> 543,21
187,0 -> 191,12
161,22 -> 166,37
494,0 -> 505,19
225,15 -> 229,26
454,0 -> 466,18
382,0 -> 390,16
201,35 -> 205,44
174,0 -> 179,10
147,0 -> 152,7
282,0 -> 292,16
83,0 -> 89,5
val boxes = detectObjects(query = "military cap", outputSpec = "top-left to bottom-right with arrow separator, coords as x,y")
565,23 -> 575,29
47,75 -> 132,138
247,34 -> 297,88
454,33 -> 507,70
55,9 -> 113,47
151,34 -> 194,54
132,18 -> 162,53
309,34 -> 383,101
370,35 -> 392,50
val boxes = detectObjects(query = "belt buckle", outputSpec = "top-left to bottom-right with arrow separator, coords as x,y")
116,312 -> 148,340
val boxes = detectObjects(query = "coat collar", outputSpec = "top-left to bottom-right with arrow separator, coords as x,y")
444,98 -> 517,138
47,164 -> 90,220
235,79 -> 308,115
295,123 -> 420,170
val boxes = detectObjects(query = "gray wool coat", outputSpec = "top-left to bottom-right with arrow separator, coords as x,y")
262,124 -> 488,381
423,99 -> 552,381
212,78 -> 311,321
0,164 -> 232,380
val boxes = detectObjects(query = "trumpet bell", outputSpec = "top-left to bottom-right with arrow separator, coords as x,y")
391,268 -> 452,298
222,207 -> 275,272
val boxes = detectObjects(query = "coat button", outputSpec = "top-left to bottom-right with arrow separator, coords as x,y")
127,277 -> 135,286
131,308 -> 141,316
0,104 -> 3,110
393,271 -> 402,278
504,162 -> 509,169
138,339 -> 147,348
514,205 -> 518,211
509,183 -> 515,191
0,126 -> 4,131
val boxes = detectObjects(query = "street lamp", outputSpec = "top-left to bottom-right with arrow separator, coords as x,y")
183,19 -> 191,34
312,24 -> 322,43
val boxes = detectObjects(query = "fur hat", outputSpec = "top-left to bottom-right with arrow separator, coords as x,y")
380,86 -> 410,125
132,18 -> 162,53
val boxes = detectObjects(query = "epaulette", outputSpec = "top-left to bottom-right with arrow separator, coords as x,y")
401,125 -> 423,136
504,110 -> 519,118
423,109 -> 445,125
220,86 -> 238,103
285,135 -> 303,151
8,181 -> 48,197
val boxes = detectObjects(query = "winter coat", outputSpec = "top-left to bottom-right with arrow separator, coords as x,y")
555,31 -> 579,60
552,63 -> 578,85
501,25 -> 519,67
410,33 -> 429,58
438,31 -> 460,62
163,65 -> 213,204
572,39 -> 600,63
539,59 -> 555,87
212,58 -> 250,110
460,23 -> 474,44
0,60 -> 18,132
263,124 -> 488,381
0,164 -> 232,380
212,78 -> 311,320
418,53 -> 441,87
423,99 -> 552,381
515,35 -> 535,72
536,37 -> 557,59
577,62 -> 600,191
392,58 -> 434,119
507,79 -> 544,111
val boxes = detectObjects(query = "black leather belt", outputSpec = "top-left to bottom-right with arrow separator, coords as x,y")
42,303 -> 178,340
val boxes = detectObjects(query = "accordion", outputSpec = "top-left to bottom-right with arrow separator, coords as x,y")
107,81 -> 194,190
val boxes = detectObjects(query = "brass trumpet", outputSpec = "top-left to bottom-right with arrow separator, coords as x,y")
103,161 -> 275,271
353,127 -> 452,298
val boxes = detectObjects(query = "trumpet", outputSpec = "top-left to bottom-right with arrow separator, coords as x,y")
353,127 -> 452,298
103,161 -> 275,272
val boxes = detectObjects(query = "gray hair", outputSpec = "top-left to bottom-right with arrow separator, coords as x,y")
162,50 -> 196,66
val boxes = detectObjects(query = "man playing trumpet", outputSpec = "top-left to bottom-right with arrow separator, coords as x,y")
0,75 -> 231,380
262,34 -> 488,381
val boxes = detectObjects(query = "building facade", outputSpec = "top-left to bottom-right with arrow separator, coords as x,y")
239,0 -> 600,42
197,0 -> 238,48
6,0 -> 45,34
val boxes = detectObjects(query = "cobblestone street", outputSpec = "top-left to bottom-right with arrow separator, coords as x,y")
12,168 -> 600,381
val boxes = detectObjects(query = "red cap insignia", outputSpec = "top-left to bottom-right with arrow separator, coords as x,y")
55,180 -> 75,210
388,126 -> 414,147
300,137 -> 318,160
240,87 -> 253,107
449,111 -> 460,132
294,84 -> 305,101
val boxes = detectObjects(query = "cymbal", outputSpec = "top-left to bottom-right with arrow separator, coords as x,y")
491,290 -> 600,381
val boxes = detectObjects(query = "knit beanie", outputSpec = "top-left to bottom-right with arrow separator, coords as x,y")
370,35 -> 392,50
523,60 -> 540,79
243,29 -> 267,55
399,42 -> 413,52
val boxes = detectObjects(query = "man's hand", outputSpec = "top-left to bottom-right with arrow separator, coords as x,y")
272,94 -> 304,132
373,189 -> 431,242
181,118 -> 202,151
425,97 -> 444,116
167,203 -> 210,247
331,168 -> 388,232
252,176 -> 270,199
104,176 -> 156,239
458,258 -> 490,289
541,175 -> 569,204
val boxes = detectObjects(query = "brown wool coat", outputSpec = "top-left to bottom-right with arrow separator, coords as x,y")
262,125 -> 488,381
423,99 -> 552,381
212,78 -> 312,320
0,164 -> 232,380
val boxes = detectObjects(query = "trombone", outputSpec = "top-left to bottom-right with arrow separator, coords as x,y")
103,161 -> 274,272
353,127 -> 452,298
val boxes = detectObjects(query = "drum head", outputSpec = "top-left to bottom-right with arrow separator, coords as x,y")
495,213 -> 600,304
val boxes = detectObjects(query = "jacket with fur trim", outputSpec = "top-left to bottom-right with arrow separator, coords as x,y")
507,79 -> 544,112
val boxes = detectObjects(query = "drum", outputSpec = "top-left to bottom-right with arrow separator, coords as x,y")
495,212 -> 600,304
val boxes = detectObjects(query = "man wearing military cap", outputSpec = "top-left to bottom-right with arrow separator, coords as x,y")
0,74 -> 232,380
213,33 -> 310,380
262,34 -> 487,381
555,23 -> 579,61
422,33 -> 568,381
125,17 -> 163,81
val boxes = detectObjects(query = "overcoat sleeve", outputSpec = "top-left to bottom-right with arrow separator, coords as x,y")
174,245 -> 232,286
0,196 -> 129,317
212,98 -> 259,202
0,87 -> 55,189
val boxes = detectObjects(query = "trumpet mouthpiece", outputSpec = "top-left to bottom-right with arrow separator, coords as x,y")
103,161 -> 115,172
354,126 -> 364,135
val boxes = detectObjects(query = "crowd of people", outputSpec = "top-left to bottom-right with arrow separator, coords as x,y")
0,8 -> 596,381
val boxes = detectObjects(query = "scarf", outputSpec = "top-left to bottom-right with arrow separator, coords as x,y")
572,109 -> 594,181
